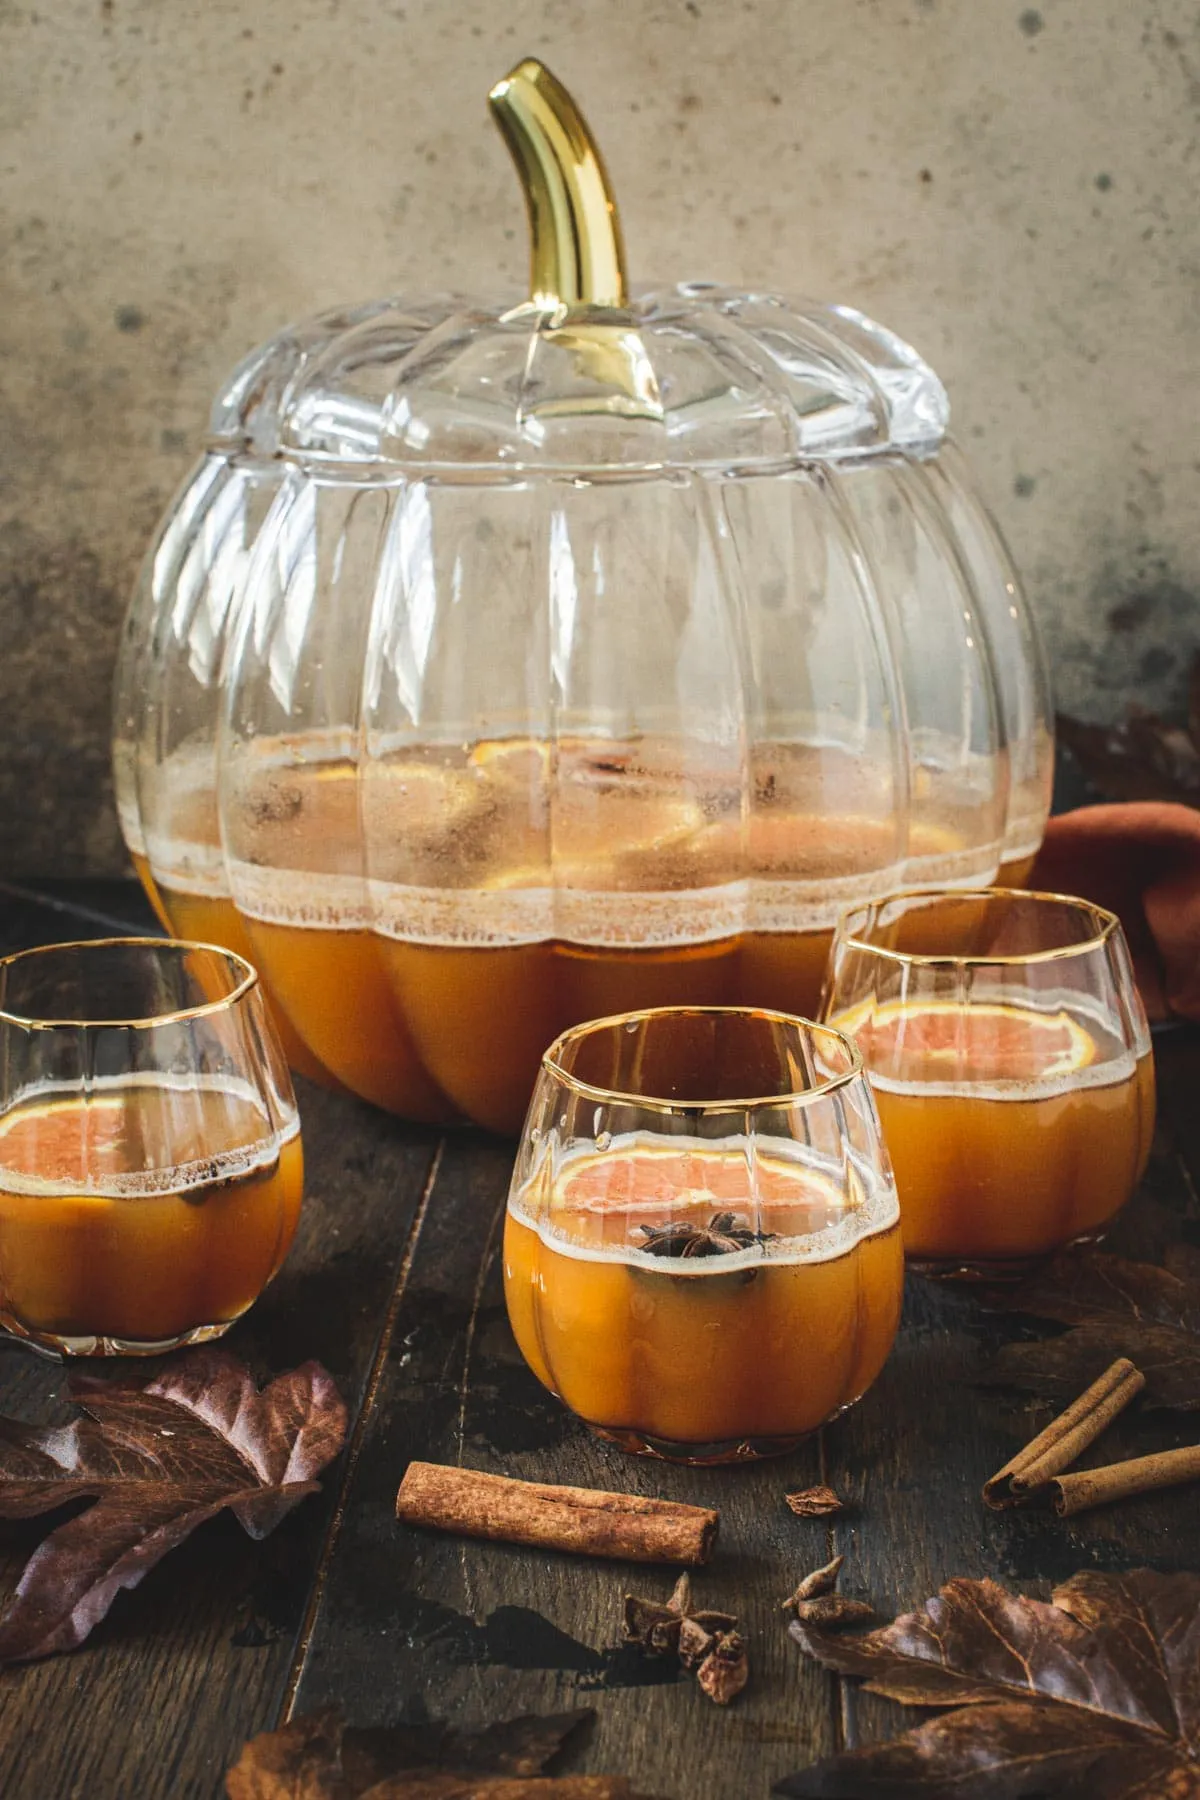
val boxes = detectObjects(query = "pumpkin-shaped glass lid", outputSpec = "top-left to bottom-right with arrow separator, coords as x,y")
208,59 -> 948,471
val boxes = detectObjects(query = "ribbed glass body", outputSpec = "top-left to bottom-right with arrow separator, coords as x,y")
113,288 -> 1053,1130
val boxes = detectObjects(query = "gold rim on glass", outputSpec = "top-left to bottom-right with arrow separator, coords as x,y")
835,887 -> 1122,970
541,1004 -> 864,1114
0,938 -> 259,1032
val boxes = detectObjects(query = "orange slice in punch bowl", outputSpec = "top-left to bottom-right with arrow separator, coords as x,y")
833,999 -> 1097,1082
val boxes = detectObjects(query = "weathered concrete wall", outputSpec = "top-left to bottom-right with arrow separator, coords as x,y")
2,0 -> 1197,874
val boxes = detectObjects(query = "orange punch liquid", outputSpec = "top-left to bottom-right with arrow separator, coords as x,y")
835,997 -> 1155,1270
504,1139 -> 902,1459
0,1080 -> 303,1351
369,739 -> 981,1133
222,758 -> 456,1123
141,732 -> 1007,1131
153,886 -> 340,1092
127,755 -> 342,1091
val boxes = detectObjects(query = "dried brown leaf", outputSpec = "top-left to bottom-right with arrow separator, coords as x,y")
778,1567 -> 1200,1797
226,1707 -> 345,1800
226,1710 -> 611,1800
362,1782 -> 645,1799
343,1715 -> 596,1786
784,1486 -> 845,1517
0,1350 -> 347,1664
979,1248 -> 1200,1411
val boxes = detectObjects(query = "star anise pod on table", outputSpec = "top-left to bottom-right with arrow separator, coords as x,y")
637,1212 -> 776,1258
623,1573 -> 736,1658
785,1485 -> 846,1517
780,1555 -> 876,1630
696,1629 -> 750,1705
623,1574 -> 748,1704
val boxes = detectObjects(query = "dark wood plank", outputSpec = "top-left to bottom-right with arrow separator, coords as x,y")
290,1132 -> 840,1798
0,882 -> 443,1800
1150,1026 -> 1200,1221
293,1032 -> 1200,1798
5,883 -> 1199,1798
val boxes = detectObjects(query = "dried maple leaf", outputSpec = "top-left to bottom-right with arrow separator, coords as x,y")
226,1707 -> 661,1799
0,1349 -> 347,1663
979,1246 -> 1200,1411
785,1486 -> 845,1517
778,1567 -> 1200,1797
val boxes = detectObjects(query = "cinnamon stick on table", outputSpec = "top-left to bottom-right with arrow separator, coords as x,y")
1047,1444 -> 1200,1517
983,1357 -> 1145,1509
395,1462 -> 719,1566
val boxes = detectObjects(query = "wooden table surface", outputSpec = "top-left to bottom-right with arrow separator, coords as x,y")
0,876 -> 1197,1800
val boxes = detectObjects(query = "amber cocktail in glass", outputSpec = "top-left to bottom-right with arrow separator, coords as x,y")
823,890 -> 1154,1279
503,1006 -> 902,1464
0,938 -> 303,1355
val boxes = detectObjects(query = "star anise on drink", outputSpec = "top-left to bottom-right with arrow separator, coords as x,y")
637,1211 -> 777,1259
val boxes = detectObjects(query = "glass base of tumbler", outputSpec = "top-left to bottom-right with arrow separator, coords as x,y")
0,1312 -> 236,1358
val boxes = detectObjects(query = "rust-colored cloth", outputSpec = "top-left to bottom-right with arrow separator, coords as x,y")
1029,803 -> 1200,1022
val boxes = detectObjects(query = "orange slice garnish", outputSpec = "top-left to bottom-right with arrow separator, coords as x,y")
832,999 -> 1097,1081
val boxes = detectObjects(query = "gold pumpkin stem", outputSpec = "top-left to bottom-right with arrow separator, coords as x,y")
489,58 -> 627,311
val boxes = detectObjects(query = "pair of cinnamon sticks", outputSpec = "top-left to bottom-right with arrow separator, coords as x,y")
983,1356 -> 1200,1517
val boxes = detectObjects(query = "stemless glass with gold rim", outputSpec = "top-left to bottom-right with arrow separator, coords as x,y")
0,938 -> 303,1356
822,889 -> 1155,1279
503,1005 -> 903,1465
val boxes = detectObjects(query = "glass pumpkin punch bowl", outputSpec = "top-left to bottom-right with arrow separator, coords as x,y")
113,61 -> 1053,1136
